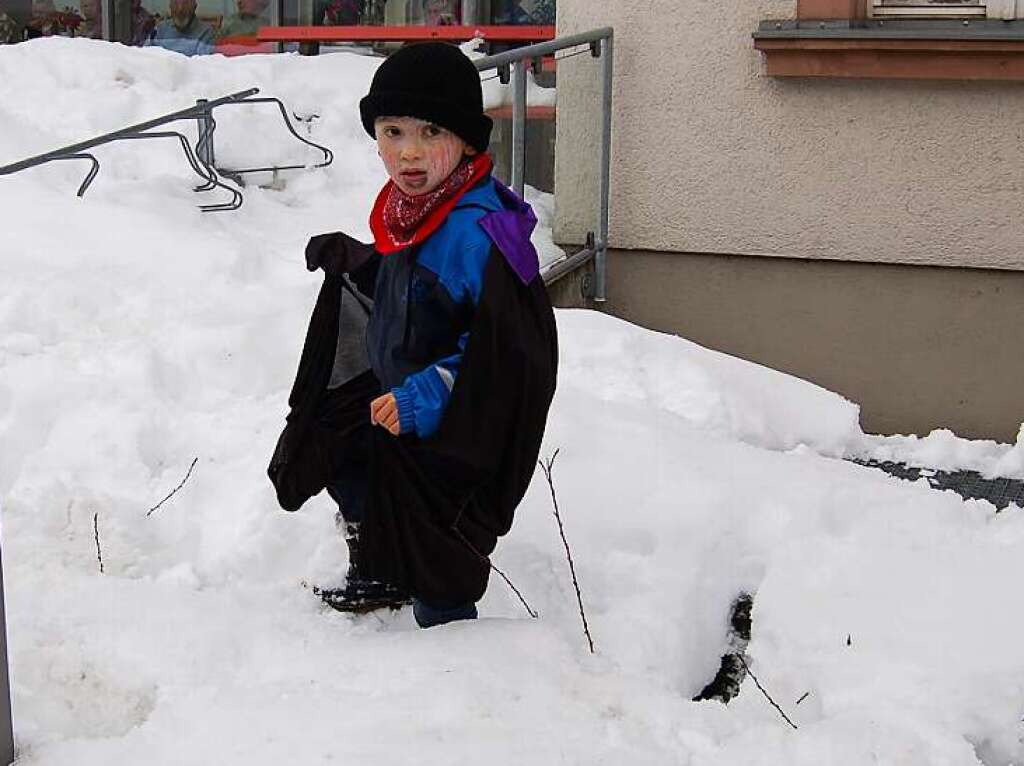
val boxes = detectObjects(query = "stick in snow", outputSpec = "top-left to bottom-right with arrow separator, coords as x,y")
93,512 -> 104,574
738,655 -> 798,730
539,449 -> 595,654
451,524 -> 538,619
146,458 -> 199,517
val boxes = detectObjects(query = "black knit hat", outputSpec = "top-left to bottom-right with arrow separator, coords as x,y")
359,42 -> 492,153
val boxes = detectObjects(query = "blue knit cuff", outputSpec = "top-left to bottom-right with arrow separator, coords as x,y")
391,386 -> 417,436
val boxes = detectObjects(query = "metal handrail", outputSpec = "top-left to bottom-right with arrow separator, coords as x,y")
474,27 -> 614,301
0,88 -> 334,212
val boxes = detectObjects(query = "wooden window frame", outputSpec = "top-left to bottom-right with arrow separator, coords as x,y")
754,0 -> 1024,80
870,0 -> 985,18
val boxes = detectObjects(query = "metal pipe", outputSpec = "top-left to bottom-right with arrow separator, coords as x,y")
472,27 -> 614,71
100,0 -> 113,41
542,247 -> 596,286
510,58 -> 527,198
0,89 -> 258,177
0,543 -> 12,766
596,32 -> 613,302
195,99 -> 216,168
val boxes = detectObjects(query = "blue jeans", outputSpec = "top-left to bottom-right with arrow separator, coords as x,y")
413,598 -> 478,629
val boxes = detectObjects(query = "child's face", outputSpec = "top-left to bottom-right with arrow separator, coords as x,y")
375,116 -> 476,196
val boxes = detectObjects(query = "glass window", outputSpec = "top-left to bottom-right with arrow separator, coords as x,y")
0,0 -> 29,41
490,0 -> 554,25
122,0 -> 274,54
0,0 -> 557,49
0,0 -> 102,40
312,0 -> 461,27
870,0 -> 985,16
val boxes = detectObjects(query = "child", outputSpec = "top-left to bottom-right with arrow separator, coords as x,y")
268,42 -> 558,629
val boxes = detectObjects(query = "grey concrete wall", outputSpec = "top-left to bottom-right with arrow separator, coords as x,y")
555,0 -> 1024,271
602,249 -> 1024,441
545,263 -> 595,310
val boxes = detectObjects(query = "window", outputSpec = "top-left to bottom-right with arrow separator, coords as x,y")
0,0 -> 103,41
0,0 -> 558,48
870,0 -> 986,17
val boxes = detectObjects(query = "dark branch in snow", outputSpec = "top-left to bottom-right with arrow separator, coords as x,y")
738,655 -> 798,730
146,458 -> 199,517
450,524 -> 537,619
795,692 -> 810,706
694,593 -> 753,703
93,512 -> 104,574
539,449 -> 595,654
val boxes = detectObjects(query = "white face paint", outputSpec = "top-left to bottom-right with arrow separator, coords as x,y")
374,116 -> 476,196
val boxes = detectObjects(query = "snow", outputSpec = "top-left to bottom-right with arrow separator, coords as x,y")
2,38 -> 1024,765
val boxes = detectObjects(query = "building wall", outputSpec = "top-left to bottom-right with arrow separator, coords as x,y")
555,0 -> 1024,271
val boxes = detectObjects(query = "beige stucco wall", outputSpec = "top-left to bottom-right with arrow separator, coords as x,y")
555,0 -> 1024,270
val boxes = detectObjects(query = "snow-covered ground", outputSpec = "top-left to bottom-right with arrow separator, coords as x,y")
2,39 -> 1023,765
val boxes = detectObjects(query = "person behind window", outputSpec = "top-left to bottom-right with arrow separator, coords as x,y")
79,0 -> 102,37
422,0 -> 456,25
0,10 -> 22,41
129,0 -> 155,44
216,0 -> 267,37
531,0 -> 554,24
315,0 -> 360,26
25,0 -> 56,36
145,0 -> 213,54
491,0 -> 533,25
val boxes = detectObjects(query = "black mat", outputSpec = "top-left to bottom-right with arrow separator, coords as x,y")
852,459 -> 1024,511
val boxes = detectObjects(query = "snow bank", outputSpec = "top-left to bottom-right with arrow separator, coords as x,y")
858,427 -> 1024,480
556,310 -> 862,456
3,39 -> 1024,766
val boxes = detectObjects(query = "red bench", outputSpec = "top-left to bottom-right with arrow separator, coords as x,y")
214,36 -> 276,56
256,24 -> 555,55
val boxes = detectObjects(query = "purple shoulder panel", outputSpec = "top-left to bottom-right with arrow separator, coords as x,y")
478,179 -> 541,286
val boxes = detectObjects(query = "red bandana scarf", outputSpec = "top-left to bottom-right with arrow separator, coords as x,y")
370,153 -> 493,255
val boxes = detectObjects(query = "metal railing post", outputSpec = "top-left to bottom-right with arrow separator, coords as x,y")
0,542 -> 14,766
510,58 -> 528,198
596,32 -> 613,302
195,99 -> 215,168
100,0 -> 113,41
469,29 -> 618,292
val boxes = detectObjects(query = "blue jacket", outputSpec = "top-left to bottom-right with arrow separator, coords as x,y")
366,177 -> 534,439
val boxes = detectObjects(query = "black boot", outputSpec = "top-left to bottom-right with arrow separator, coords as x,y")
315,522 -> 411,614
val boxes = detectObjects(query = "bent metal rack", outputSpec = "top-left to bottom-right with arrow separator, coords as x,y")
0,87 -> 334,211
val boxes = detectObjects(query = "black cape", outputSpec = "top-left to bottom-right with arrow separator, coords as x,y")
268,246 -> 558,605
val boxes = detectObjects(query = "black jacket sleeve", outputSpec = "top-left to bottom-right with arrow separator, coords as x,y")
304,231 -> 380,299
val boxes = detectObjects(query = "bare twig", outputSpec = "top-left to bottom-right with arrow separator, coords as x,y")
93,512 -> 104,574
450,524 -> 537,619
539,449 -> 595,654
738,655 -> 798,730
795,692 -> 810,706
490,560 -> 538,619
146,458 -> 198,517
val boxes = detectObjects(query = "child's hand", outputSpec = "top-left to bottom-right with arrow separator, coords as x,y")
370,393 -> 401,436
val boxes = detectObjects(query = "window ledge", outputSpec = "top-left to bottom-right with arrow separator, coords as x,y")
753,19 -> 1024,80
